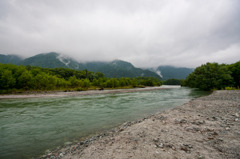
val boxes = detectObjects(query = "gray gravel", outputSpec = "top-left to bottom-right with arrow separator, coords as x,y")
40,90 -> 240,159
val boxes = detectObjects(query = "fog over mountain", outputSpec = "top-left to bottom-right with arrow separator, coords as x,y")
0,52 -> 162,79
0,0 -> 240,67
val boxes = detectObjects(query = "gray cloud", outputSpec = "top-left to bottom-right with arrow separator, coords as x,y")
0,0 -> 240,68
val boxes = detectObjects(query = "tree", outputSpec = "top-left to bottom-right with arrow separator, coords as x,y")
164,79 -> 181,85
95,72 -> 104,79
69,76 -> 81,87
119,78 -> 127,87
131,79 -> 138,87
47,75 -> 58,90
0,70 -> 16,89
105,78 -> 119,88
185,63 -> 233,90
17,71 -> 34,89
34,73 -> 49,90
228,61 -> 240,88
81,79 -> 91,88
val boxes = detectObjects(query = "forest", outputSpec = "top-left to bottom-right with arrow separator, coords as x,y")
1,61 -> 239,93
184,61 -> 240,91
0,64 -> 162,94
163,79 -> 184,85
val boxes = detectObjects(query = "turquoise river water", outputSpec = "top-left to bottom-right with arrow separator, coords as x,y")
0,86 -> 209,159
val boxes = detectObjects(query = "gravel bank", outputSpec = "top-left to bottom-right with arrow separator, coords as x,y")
40,90 -> 240,159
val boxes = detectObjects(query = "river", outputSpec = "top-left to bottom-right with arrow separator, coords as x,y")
0,86 -> 209,159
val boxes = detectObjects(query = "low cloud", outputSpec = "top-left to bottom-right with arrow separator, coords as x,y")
0,0 -> 239,68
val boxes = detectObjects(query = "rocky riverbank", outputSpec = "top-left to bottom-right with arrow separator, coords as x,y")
40,90 -> 240,159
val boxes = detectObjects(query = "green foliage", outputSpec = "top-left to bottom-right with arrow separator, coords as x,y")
185,62 -> 234,91
69,76 -> 80,87
163,79 -> 182,85
0,63 -> 163,93
0,69 -> 16,89
81,79 -> 91,88
17,71 -> 34,89
75,87 -> 88,91
224,87 -> 239,90
137,77 -> 162,86
131,79 -> 138,88
105,78 -> 120,88
228,61 -> 240,88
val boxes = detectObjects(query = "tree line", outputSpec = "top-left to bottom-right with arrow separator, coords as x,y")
184,61 -> 240,91
163,79 -> 184,85
0,64 -> 162,93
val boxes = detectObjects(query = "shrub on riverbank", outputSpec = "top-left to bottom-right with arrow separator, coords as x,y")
184,61 -> 239,91
163,79 -> 184,85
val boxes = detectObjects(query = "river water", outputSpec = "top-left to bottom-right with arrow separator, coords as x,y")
0,86 -> 209,159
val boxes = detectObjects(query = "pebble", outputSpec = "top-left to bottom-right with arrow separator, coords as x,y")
174,119 -> 187,124
157,143 -> 164,148
59,153 -> 64,157
119,128 -> 124,131
225,127 -> 230,130
212,116 -> 217,121
185,126 -> 201,133
197,155 -> 204,159
235,113 -> 239,117
172,146 -> 176,150
181,144 -> 193,153
192,120 -> 205,125
153,138 -> 159,142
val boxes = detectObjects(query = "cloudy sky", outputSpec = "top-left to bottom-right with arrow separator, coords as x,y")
0,0 -> 240,68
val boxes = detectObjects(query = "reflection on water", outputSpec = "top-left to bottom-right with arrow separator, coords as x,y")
0,86 -> 209,159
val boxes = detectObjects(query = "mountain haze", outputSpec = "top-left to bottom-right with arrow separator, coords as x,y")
152,66 -> 194,80
0,54 -> 23,65
21,52 -> 84,69
0,52 -> 194,79
0,52 -> 161,79
85,60 -> 160,78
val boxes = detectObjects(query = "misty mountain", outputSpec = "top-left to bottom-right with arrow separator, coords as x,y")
85,60 -> 160,78
0,52 -> 194,79
21,52 -> 85,69
0,52 -> 161,79
0,54 -> 23,65
149,66 -> 194,80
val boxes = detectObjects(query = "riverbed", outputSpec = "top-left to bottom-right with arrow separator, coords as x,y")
58,90 -> 240,159
0,86 -> 209,159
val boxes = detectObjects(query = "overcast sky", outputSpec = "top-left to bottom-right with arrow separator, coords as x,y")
0,0 -> 240,68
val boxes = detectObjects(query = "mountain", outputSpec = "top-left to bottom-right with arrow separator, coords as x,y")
85,60 -> 160,78
21,52 -> 85,69
0,54 -> 23,65
150,66 -> 194,80
0,52 -> 161,79
0,53 -> 193,79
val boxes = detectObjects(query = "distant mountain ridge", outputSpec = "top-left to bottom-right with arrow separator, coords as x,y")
0,52 -> 194,79
0,54 -> 23,65
85,60 -> 160,78
0,52 -> 161,79
21,52 -> 84,69
149,66 -> 194,80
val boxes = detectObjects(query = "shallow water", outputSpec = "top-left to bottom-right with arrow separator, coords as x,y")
0,86 -> 209,159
